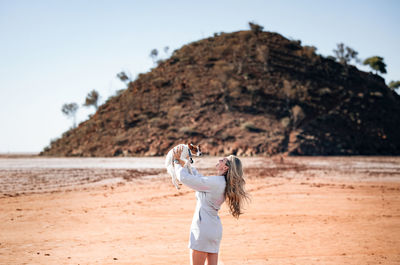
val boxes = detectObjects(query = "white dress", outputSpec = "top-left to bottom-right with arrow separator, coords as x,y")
175,164 -> 226,253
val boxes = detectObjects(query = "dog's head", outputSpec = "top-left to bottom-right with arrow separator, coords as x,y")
187,142 -> 202,156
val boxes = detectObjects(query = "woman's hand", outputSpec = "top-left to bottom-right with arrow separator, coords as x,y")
173,146 -> 183,160
173,146 -> 185,167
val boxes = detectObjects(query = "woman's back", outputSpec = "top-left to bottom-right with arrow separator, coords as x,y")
194,173 -> 226,214
175,165 -> 226,253
171,148 -> 249,265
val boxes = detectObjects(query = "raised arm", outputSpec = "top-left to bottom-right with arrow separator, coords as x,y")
191,166 -> 200,176
174,164 -> 213,192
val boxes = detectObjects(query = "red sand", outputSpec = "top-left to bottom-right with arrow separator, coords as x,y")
1,156 -> 399,264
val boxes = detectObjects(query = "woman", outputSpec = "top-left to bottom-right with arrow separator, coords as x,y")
173,147 -> 250,265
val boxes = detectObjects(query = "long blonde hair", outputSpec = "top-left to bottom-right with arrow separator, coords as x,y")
224,155 -> 250,219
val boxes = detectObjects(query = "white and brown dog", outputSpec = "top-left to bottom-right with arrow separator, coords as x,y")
165,143 -> 202,190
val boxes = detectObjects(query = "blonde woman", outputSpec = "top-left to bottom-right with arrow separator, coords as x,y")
173,147 -> 250,265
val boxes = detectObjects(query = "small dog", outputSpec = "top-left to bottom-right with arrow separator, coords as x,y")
165,143 -> 202,190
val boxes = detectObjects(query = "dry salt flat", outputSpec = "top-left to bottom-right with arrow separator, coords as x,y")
0,156 -> 399,264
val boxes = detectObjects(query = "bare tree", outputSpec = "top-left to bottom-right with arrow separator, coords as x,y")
333,43 -> 361,65
62,103 -> 79,128
83,90 -> 100,110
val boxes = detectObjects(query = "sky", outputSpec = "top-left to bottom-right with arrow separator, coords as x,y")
0,0 -> 399,153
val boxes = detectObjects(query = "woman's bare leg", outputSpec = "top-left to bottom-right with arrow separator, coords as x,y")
206,252 -> 218,265
190,249 -> 207,265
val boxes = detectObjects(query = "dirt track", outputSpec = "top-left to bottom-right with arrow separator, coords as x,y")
1,156 -> 399,264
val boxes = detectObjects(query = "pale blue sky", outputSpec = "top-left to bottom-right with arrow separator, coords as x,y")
0,0 -> 399,153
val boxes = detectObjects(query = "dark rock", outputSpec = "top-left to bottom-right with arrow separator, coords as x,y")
40,30 -> 400,156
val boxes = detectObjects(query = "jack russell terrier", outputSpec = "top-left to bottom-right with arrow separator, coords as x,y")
165,143 -> 202,190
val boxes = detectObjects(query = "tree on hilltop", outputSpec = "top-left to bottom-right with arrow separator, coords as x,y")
83,90 -> 100,110
117,71 -> 131,84
150,49 -> 159,64
164,46 -> 169,55
61,103 -> 79,128
363,56 -> 387,75
333,43 -> 361,65
248,22 -> 264,34
388,80 -> 400,92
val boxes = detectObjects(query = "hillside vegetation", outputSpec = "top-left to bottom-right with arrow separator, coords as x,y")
41,30 -> 400,156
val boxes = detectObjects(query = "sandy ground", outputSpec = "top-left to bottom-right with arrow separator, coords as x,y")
1,156 -> 400,264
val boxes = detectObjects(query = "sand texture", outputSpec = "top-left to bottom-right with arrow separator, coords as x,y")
1,156 -> 400,264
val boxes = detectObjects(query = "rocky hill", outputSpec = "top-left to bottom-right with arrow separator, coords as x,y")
41,30 -> 400,157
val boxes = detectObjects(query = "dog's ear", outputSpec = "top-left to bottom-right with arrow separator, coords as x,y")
187,142 -> 193,147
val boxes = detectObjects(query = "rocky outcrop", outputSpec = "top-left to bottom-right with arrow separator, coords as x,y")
41,30 -> 400,156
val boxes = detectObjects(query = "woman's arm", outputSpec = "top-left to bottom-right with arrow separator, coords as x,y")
174,164 -> 214,192
172,146 -> 185,167
172,146 -> 214,191
191,166 -> 200,176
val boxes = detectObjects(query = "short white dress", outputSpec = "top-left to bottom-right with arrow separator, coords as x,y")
175,164 -> 226,253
